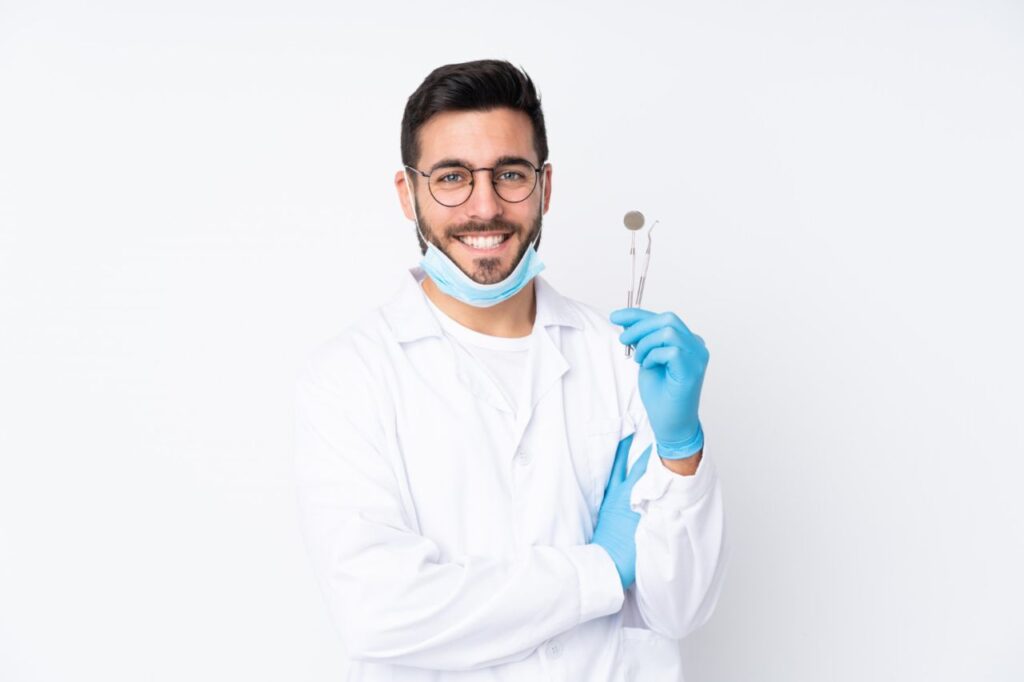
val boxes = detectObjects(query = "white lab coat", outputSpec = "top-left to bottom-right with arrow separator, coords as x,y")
293,266 -> 729,681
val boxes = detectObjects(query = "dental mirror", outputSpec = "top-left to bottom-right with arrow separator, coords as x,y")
623,210 -> 658,357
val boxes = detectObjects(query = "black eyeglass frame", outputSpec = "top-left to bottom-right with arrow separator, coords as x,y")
404,162 -> 546,208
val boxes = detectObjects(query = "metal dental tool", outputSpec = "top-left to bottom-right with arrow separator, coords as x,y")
623,211 -> 659,357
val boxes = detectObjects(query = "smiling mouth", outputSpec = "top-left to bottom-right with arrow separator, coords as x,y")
454,232 -> 513,250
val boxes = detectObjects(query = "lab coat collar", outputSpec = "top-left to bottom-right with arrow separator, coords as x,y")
382,266 -> 584,344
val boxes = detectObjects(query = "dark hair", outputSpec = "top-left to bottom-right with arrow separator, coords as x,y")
401,60 -> 548,168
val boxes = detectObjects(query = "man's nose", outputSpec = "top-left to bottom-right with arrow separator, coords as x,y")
463,171 -> 503,221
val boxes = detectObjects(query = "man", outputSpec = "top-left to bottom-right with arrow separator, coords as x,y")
294,59 -> 728,681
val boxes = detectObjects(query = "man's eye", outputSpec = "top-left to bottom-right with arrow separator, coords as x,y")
495,166 -> 532,183
436,170 -> 468,184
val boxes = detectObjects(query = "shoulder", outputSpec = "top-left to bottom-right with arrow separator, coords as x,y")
542,282 -> 636,377
549,285 -> 623,351
297,307 -> 392,392
534,275 -> 615,335
572,299 -> 621,338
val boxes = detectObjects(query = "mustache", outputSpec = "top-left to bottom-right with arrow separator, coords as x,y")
448,217 -> 521,237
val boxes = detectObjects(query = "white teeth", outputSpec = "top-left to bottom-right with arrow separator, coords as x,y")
459,234 -> 508,249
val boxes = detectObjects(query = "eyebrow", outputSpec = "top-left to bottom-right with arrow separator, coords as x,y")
427,155 -> 537,173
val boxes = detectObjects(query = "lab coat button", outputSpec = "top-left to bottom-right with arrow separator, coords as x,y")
546,639 -> 563,658
515,449 -> 531,465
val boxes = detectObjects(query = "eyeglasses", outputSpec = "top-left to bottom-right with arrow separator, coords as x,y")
404,161 -> 544,208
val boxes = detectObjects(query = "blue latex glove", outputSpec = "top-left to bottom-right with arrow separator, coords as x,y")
610,308 -> 709,459
590,434 -> 652,590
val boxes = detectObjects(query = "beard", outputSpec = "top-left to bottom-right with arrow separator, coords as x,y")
415,200 -> 543,285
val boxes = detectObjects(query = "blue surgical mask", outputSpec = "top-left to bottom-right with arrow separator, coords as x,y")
404,170 -> 546,308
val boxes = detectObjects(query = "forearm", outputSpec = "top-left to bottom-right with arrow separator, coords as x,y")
309,534 -> 621,670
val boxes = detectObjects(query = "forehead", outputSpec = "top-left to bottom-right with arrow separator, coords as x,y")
417,107 -> 537,166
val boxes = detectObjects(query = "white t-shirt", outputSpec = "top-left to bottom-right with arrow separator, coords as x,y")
421,288 -> 532,416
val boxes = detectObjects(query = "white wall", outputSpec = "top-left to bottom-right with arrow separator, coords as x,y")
1,1 -> 1021,680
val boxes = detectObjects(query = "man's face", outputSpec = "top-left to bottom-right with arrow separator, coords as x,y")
397,107 -> 551,285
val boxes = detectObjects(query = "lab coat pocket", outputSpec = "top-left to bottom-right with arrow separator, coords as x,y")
619,626 -> 685,681
584,416 -> 631,511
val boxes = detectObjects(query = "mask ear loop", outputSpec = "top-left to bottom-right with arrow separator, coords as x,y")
531,166 -> 545,249
404,168 -> 432,250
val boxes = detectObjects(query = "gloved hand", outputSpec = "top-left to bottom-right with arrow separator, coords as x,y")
590,434 -> 652,591
610,308 -> 709,459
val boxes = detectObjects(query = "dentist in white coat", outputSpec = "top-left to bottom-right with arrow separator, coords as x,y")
294,59 -> 729,681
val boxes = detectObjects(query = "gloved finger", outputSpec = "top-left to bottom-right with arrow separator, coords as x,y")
632,326 -> 686,366
609,307 -> 657,327
642,345 -> 707,384
626,444 -> 652,484
634,327 -> 708,366
619,310 -> 694,344
607,434 -> 630,490
641,345 -> 679,374
617,311 -> 696,347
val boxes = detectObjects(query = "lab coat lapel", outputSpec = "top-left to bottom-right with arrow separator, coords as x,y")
382,267 -> 584,424
438,282 -> 576,425
511,274 -> 586,438
514,324 -> 569,437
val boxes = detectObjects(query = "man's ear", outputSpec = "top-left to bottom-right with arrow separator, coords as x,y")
541,163 -> 553,214
395,169 -> 416,221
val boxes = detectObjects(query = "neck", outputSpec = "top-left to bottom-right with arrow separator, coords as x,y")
421,276 -> 537,338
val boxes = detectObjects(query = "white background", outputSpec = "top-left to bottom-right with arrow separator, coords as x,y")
2,1 -> 1022,680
